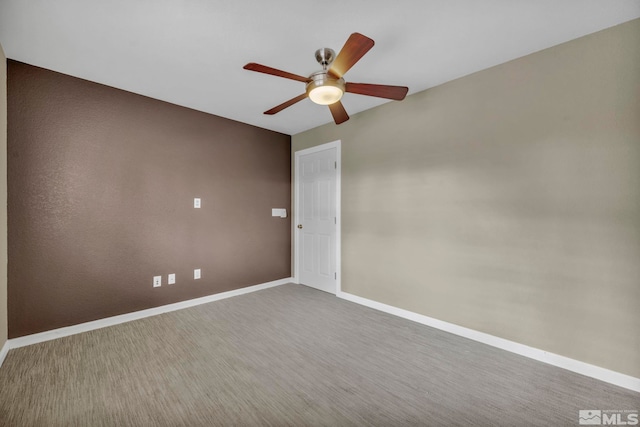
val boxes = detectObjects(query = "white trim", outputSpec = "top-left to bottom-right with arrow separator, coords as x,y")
337,290 -> 640,393
5,278 -> 292,350
0,340 -> 9,368
293,140 -> 341,294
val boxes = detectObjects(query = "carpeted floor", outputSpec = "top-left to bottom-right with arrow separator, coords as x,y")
0,283 -> 638,426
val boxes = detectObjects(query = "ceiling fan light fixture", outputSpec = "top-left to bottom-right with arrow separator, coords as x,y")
306,72 -> 345,105
244,33 -> 407,125
309,85 -> 343,105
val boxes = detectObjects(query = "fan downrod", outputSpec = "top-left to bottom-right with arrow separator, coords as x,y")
315,48 -> 335,69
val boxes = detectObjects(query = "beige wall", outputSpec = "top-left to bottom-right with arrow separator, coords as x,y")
293,19 -> 640,377
1,43 -> 7,348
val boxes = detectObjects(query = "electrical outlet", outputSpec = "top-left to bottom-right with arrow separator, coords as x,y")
153,276 -> 162,287
194,268 -> 201,280
168,273 -> 176,285
194,198 -> 201,208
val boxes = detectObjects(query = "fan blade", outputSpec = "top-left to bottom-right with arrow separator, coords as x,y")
345,83 -> 409,100
264,93 -> 308,115
328,101 -> 350,124
243,63 -> 310,83
329,33 -> 375,78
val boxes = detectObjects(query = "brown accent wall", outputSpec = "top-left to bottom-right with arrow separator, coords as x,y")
0,45 -> 7,347
8,61 -> 291,338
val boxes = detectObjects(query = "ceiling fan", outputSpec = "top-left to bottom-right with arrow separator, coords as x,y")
243,33 -> 409,125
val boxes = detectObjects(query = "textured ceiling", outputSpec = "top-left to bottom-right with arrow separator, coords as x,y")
1,1 -> 639,135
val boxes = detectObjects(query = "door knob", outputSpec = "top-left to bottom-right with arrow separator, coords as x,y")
297,224 -> 303,229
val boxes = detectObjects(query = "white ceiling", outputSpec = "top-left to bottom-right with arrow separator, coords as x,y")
1,1 -> 639,135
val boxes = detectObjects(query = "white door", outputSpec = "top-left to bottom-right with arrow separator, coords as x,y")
295,143 -> 339,294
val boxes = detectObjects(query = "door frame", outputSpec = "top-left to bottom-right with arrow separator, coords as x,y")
293,140 -> 341,294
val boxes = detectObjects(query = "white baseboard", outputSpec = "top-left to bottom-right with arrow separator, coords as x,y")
337,290 -> 640,393
0,340 -> 9,368
4,278 -> 293,353
4,280 -> 637,394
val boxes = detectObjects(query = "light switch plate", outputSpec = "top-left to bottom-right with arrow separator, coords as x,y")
194,268 -> 201,280
168,273 -> 176,285
271,208 -> 287,218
